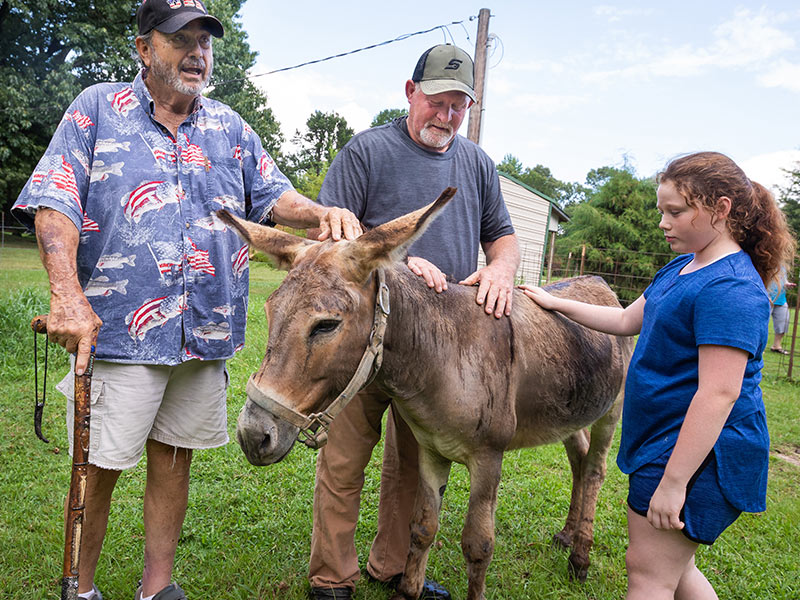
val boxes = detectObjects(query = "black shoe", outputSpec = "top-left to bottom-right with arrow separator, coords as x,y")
366,572 -> 451,600
310,587 -> 353,600
419,578 -> 451,600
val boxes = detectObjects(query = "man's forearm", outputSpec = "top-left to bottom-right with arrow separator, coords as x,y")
35,208 -> 83,296
483,234 -> 520,277
271,190 -> 326,229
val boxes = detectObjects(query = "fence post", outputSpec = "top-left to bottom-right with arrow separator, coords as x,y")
579,244 -> 586,276
788,276 -> 799,380
546,231 -> 555,284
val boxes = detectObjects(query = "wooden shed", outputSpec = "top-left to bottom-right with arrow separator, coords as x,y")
478,171 -> 570,285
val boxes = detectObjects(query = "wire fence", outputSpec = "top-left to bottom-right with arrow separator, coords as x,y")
544,243 -> 674,306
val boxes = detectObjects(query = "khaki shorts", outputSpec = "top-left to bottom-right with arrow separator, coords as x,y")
771,302 -> 790,335
57,359 -> 229,470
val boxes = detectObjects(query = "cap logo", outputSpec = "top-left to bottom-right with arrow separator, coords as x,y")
167,0 -> 207,10
444,59 -> 463,71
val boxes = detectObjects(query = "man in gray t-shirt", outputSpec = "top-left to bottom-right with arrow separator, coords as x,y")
309,44 -> 520,600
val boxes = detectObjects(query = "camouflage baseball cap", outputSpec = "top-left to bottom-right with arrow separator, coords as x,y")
137,0 -> 224,38
412,44 -> 476,102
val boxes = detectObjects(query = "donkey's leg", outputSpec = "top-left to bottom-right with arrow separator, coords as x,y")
568,396 -> 623,582
460,451 -> 504,600
393,448 -> 452,600
554,428 -> 590,549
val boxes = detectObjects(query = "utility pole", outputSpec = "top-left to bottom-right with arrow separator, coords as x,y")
467,8 -> 491,145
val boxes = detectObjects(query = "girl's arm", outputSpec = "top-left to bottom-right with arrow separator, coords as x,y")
518,285 -> 645,336
647,344 -> 748,530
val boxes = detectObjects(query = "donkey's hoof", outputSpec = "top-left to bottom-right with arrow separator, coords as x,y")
552,530 -> 573,550
567,555 -> 589,582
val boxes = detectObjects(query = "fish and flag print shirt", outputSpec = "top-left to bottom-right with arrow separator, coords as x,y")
13,72 -> 293,365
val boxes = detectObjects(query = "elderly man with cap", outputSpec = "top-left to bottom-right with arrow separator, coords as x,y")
307,44 -> 520,600
12,1 -> 360,599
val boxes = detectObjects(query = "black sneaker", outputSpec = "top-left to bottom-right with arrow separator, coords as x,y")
366,572 -> 451,600
310,586 -> 353,600
134,583 -> 186,600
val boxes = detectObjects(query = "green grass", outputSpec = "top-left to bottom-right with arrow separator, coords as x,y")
1,238 -> 799,599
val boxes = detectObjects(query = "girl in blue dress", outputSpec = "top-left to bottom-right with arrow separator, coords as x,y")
520,152 -> 795,599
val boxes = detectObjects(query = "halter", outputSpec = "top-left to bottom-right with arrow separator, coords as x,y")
245,269 -> 391,449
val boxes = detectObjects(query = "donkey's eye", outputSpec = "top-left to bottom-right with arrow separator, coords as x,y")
310,319 -> 341,338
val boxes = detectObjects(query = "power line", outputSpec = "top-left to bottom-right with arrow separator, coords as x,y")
212,15 -> 478,87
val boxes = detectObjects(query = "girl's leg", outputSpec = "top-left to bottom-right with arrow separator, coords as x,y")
675,555 -> 717,600
625,508 -> 717,600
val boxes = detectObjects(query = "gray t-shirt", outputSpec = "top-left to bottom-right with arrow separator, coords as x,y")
317,117 -> 514,281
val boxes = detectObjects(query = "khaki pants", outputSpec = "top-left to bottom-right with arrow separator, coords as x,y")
308,385 -> 419,590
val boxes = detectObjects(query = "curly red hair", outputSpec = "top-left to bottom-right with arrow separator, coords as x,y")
659,151 -> 795,285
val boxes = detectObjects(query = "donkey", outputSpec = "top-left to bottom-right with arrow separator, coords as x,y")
219,188 -> 632,600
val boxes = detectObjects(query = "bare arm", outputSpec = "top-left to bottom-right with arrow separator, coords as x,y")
460,233 -> 521,318
34,208 -> 102,375
271,190 -> 362,241
647,344 -> 747,530
519,285 -> 645,336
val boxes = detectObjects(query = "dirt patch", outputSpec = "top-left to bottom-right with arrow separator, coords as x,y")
772,446 -> 800,467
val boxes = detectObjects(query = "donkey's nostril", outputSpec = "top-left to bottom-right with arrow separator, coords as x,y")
259,433 -> 272,454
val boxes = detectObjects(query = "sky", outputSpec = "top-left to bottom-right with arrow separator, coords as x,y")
236,1 -> 800,193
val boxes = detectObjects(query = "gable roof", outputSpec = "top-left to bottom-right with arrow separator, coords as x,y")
497,171 -> 569,223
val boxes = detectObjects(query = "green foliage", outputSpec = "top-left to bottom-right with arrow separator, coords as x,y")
0,0 -> 140,215
555,166 -> 670,304
0,0 -> 284,215
286,110 -> 354,183
1,245 -> 799,599
293,155 -> 331,201
777,161 -> 800,242
370,107 -> 407,128
497,154 -> 587,206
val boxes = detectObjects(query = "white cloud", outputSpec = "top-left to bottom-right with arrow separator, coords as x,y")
507,93 -> 587,115
496,58 -> 567,75
739,149 -> 800,193
584,7 -> 797,85
593,5 -> 655,23
710,8 -> 795,67
251,63 -> 386,152
758,59 -> 800,93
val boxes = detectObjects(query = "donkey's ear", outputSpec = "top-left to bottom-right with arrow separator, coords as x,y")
216,210 -> 315,270
337,187 -> 456,282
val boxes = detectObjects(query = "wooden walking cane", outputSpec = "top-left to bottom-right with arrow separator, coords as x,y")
31,315 -> 95,600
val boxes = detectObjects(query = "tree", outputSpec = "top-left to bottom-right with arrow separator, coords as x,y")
0,0 -> 140,215
557,166 -> 667,304
286,110 -> 354,181
777,162 -> 800,240
293,154 -> 333,201
0,0 -> 282,215
497,154 -> 586,206
370,108 -> 407,128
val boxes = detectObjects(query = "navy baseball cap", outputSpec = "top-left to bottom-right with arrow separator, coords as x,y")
137,0 -> 224,38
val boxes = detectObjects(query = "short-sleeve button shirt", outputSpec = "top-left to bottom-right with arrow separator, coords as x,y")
13,72 -> 293,365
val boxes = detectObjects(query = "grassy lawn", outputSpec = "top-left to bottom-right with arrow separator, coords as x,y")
1,235 -> 798,599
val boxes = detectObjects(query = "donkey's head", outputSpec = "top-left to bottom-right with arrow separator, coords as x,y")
218,188 -> 455,465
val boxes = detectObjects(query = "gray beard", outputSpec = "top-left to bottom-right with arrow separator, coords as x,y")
149,49 -> 212,97
419,124 -> 454,149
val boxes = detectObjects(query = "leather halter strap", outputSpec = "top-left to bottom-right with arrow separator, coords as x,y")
245,269 -> 391,449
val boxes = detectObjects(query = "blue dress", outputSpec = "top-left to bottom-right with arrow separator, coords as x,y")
619,251 -> 770,513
